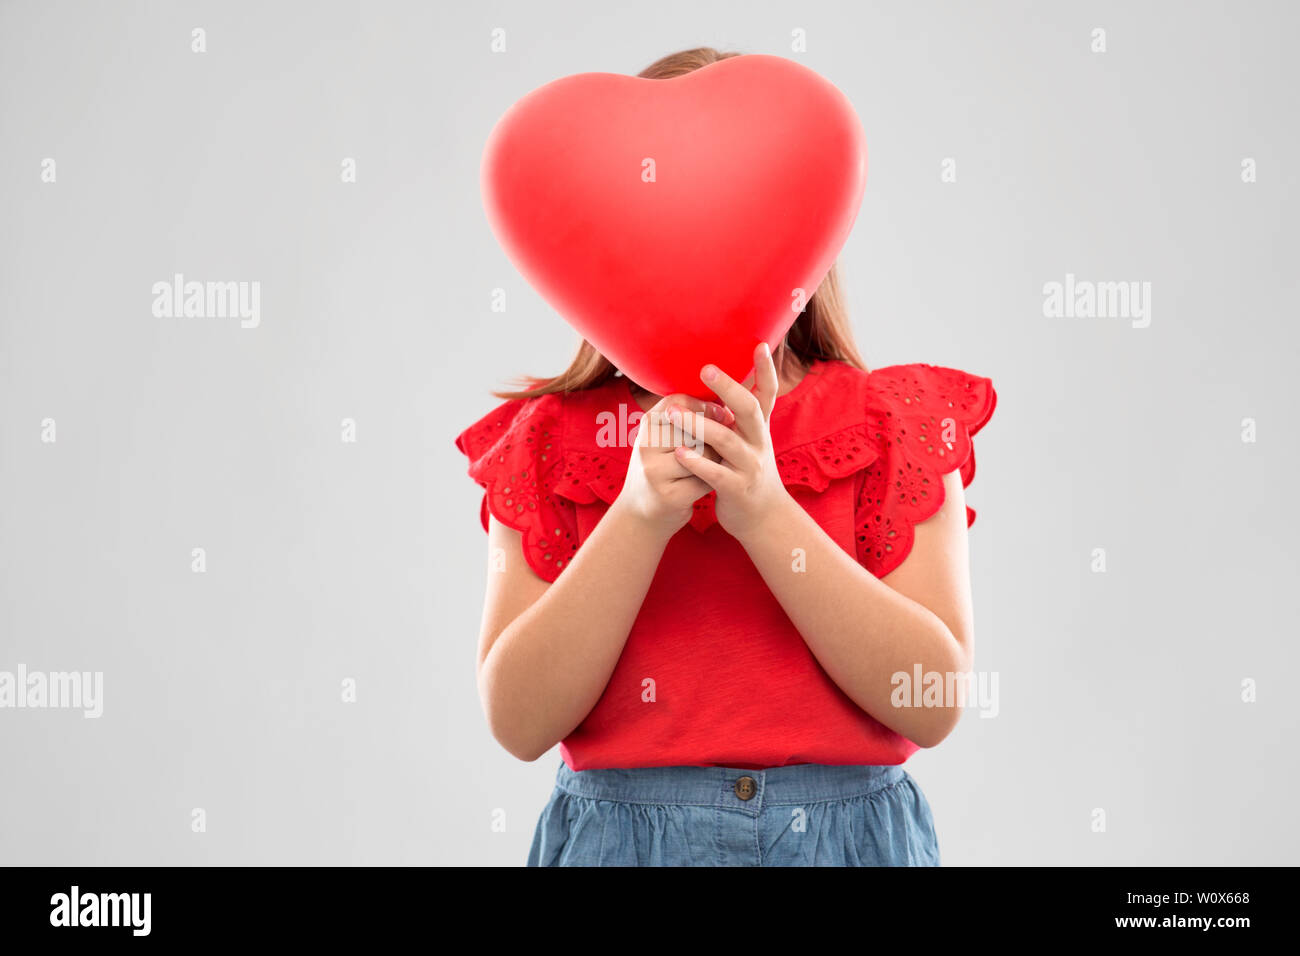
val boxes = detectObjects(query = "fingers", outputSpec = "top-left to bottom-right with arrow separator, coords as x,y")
635,410 -> 671,449
649,393 -> 734,427
674,444 -> 735,490
637,409 -> 715,454
666,473 -> 712,502
751,342 -> 779,420
644,432 -> 712,499
700,362 -> 765,442
666,405 -> 752,470
706,401 -> 736,427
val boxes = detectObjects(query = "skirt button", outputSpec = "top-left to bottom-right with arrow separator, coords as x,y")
734,776 -> 757,801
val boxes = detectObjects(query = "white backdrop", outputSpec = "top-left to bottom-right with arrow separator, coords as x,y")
1,0 -> 1296,865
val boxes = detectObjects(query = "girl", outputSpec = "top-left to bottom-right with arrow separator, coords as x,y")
456,48 -> 996,866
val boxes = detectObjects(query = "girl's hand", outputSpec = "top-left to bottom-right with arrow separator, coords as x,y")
667,342 -> 793,543
613,393 -> 730,540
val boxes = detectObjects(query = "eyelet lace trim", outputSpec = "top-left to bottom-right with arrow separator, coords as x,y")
459,397 -> 579,581
458,363 -> 994,581
775,424 -> 876,492
852,365 -> 996,577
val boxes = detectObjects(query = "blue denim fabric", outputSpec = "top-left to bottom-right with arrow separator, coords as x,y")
528,761 -> 940,867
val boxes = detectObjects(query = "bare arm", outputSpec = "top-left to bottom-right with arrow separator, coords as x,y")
727,473 -> 974,747
474,396 -> 726,761
673,345 -> 976,747
476,502 -> 672,761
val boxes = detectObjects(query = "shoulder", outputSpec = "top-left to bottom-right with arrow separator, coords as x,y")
796,360 -> 997,578
857,363 -> 996,576
453,380 -> 633,581
859,362 -> 996,430
773,359 -> 995,471
454,378 -> 633,475
452,392 -> 574,581
454,392 -> 566,478
805,360 -> 996,453
806,360 -> 995,422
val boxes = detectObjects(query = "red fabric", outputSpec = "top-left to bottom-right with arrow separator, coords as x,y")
454,359 -> 996,770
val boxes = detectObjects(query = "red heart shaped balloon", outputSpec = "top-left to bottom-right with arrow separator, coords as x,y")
481,54 -> 867,399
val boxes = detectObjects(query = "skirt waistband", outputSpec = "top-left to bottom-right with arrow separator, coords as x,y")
553,761 -> 907,812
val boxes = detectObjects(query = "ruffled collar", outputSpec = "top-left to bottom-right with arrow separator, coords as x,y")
556,359 -> 880,532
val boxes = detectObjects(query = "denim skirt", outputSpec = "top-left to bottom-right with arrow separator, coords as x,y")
527,761 -> 940,867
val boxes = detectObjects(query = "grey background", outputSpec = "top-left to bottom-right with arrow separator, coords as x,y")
1,0 -> 1296,865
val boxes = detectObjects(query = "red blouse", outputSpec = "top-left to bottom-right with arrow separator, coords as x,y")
455,359 -> 996,771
